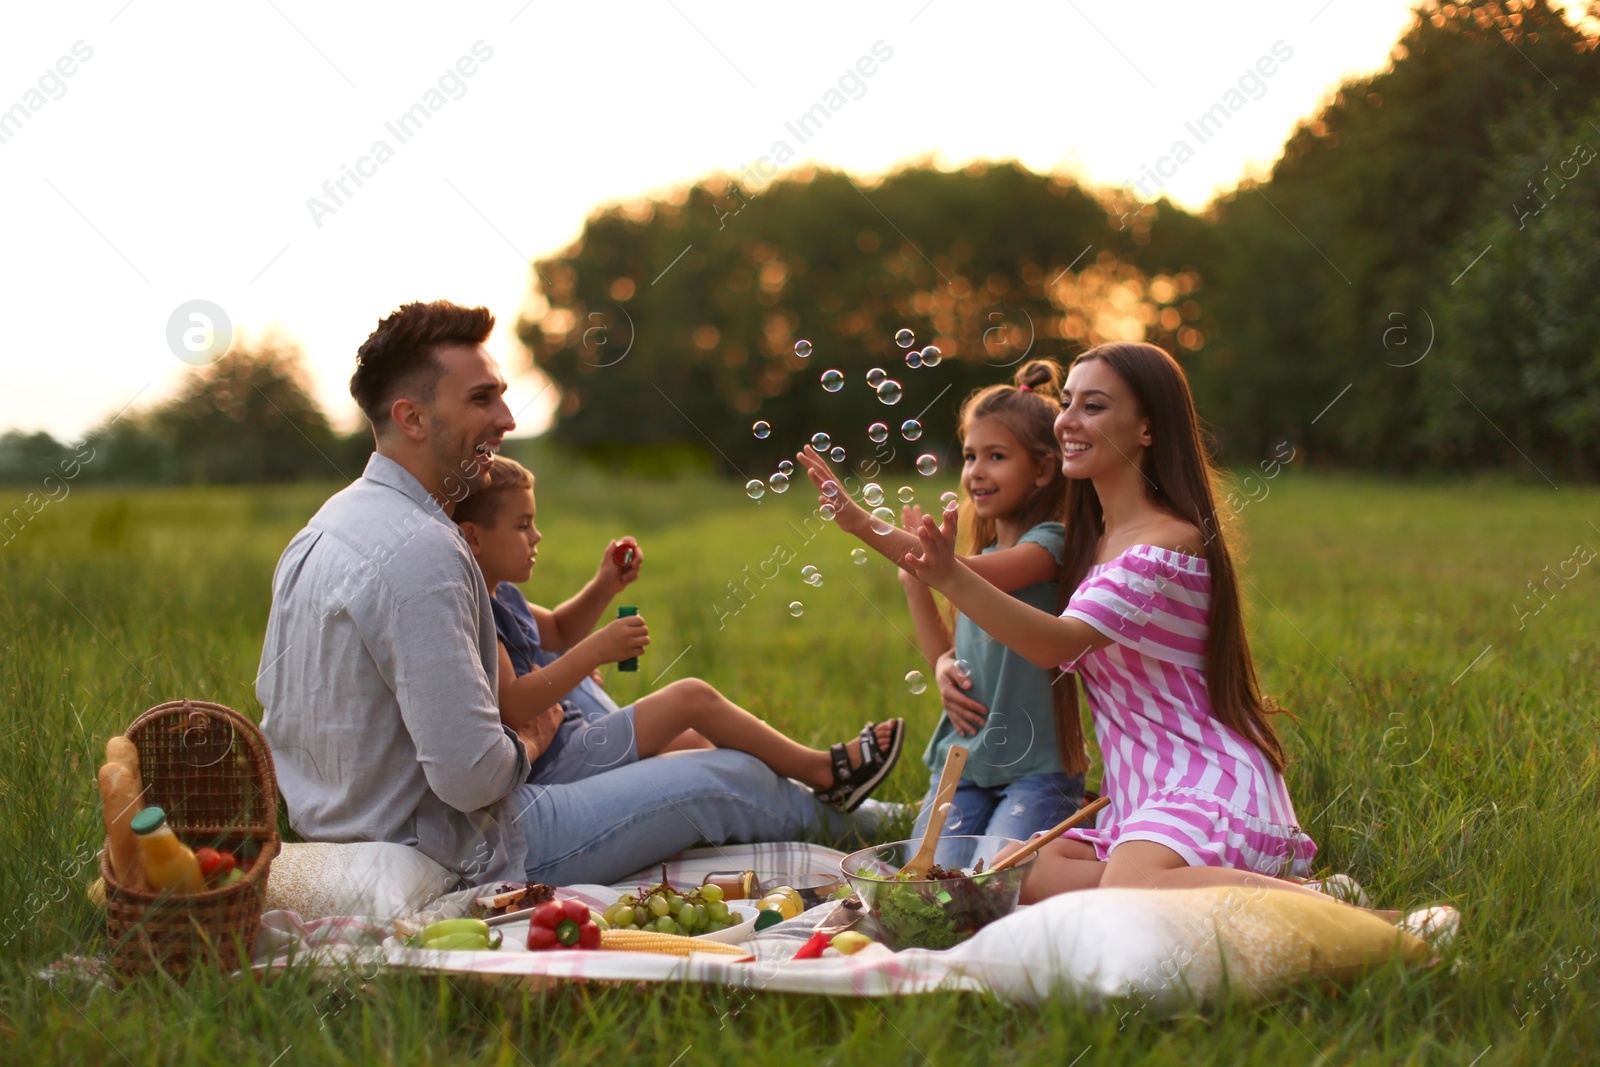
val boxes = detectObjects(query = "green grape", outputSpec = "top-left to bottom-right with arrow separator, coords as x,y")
706,901 -> 730,923
654,916 -> 678,935
704,919 -> 726,933
647,894 -> 670,918
612,905 -> 636,928
698,884 -> 724,903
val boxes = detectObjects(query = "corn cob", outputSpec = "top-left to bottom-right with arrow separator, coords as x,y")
599,929 -> 749,956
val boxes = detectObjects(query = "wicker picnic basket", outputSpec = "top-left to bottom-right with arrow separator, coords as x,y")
101,699 -> 281,978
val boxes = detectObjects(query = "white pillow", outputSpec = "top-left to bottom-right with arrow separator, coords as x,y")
944,886 -> 1430,1009
264,842 -> 456,920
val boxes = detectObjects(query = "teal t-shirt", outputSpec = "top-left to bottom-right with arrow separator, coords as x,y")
922,521 -> 1066,788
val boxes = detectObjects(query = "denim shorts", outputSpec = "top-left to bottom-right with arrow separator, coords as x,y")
909,770 -> 1086,843
526,705 -> 639,786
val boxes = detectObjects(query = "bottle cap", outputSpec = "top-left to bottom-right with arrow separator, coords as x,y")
129,806 -> 167,836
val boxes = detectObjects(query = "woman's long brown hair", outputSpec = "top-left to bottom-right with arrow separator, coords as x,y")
1054,342 -> 1288,775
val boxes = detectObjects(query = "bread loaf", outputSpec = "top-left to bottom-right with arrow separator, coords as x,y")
98,761 -> 145,889
106,735 -> 141,784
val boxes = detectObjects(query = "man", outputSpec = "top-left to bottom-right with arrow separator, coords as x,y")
258,300 -> 880,887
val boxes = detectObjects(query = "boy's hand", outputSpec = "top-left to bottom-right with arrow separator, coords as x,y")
591,614 -> 649,664
600,537 -> 642,590
935,650 -> 989,737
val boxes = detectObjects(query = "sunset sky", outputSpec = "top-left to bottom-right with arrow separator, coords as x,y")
3,1 -> 1580,442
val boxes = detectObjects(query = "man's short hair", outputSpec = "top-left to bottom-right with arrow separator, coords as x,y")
454,455 -> 534,528
350,300 -> 495,431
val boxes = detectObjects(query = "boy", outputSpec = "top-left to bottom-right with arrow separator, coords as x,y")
453,455 -> 904,812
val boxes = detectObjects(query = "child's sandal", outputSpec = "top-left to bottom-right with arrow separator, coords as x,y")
815,718 -> 905,813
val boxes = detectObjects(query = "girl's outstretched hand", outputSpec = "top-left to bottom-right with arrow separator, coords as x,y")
796,446 -> 868,535
902,506 -> 961,589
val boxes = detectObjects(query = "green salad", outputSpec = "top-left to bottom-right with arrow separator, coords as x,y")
857,862 -> 1018,950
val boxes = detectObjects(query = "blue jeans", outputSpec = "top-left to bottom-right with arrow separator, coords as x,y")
909,771 -> 1086,844
511,748 -> 881,885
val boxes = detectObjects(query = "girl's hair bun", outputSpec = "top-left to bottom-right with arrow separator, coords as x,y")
1015,359 -> 1063,396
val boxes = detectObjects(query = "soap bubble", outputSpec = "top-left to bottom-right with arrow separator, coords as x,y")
821,479 -> 840,498
900,419 -> 922,441
829,446 -> 846,463
940,490 -> 959,509
870,506 -> 897,534
953,658 -> 972,677
862,483 -> 884,507
789,601 -> 805,617
898,485 -> 915,504
820,503 -> 837,521
794,339 -> 812,358
916,454 -> 939,476
821,368 -> 844,393
745,479 -> 765,500
806,573 -> 823,587
752,420 -> 771,439
867,422 -> 889,443
876,379 -> 903,405
801,565 -> 818,579
905,670 -> 927,695
777,459 -> 794,476
906,349 -> 923,369
811,431 -> 831,452
920,345 -> 942,367
895,328 -> 915,349
866,367 -> 887,387
851,547 -> 868,565
768,472 -> 790,494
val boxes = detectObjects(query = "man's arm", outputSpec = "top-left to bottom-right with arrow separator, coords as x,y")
391,580 -> 529,812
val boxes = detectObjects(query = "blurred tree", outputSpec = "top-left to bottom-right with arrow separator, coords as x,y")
519,163 -> 1214,475
0,431 -> 70,485
147,336 -> 351,484
1425,98 -> 1600,477
1201,0 -> 1600,469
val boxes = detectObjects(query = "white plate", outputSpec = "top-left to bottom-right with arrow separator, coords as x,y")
494,902 -> 759,951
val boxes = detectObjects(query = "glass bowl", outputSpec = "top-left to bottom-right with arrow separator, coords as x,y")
839,834 -> 1033,950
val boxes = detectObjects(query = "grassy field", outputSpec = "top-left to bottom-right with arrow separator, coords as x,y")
2,447 -> 1597,1065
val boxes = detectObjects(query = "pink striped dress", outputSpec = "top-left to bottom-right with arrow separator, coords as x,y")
1058,544 -> 1316,877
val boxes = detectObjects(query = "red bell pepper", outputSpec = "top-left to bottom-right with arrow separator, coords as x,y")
526,899 -> 601,951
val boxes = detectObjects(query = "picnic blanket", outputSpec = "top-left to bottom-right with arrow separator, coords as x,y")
252,842 -> 1442,1010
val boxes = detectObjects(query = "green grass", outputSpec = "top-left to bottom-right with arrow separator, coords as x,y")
3,450 -> 1598,1065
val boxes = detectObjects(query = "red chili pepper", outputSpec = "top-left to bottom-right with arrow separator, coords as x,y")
791,930 -> 832,960
527,898 -> 601,951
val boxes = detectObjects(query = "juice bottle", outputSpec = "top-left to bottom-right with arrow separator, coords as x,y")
129,806 -> 205,894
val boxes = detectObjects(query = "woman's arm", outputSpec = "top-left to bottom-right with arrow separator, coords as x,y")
897,565 -> 952,666
902,511 -> 1112,669
795,448 -> 1056,592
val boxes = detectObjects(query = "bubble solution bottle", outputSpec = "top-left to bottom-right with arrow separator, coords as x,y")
130,806 -> 206,894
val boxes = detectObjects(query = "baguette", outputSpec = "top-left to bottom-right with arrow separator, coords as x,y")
106,736 -> 141,787
97,761 -> 146,890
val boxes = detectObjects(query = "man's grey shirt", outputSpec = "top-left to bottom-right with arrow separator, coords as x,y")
257,452 -> 529,884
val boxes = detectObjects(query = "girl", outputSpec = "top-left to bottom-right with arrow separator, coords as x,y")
797,360 -> 1087,843
455,454 -> 904,812
898,341 -> 1334,904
